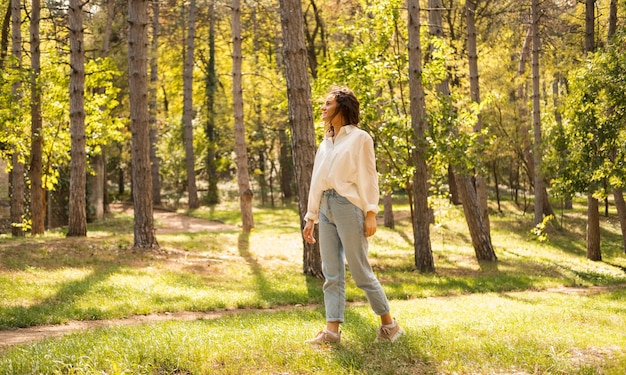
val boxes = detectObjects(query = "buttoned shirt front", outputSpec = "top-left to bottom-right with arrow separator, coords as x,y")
304,125 -> 379,223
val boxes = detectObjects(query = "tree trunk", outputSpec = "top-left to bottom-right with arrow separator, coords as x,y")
586,192 -> 601,261
448,165 -> 460,205
87,154 -> 104,221
278,0 -> 322,278
608,0 -> 617,40
183,0 -> 199,209
585,0 -> 595,54
278,128 -> 294,202
67,0 -> 87,236
9,0 -> 24,237
128,0 -> 158,249
465,0 -> 490,233
1,1 -> 10,69
517,26 -> 553,218
456,173 -> 497,261
30,0 -> 45,235
204,0 -> 219,205
408,0 -> 434,273
612,188 -> 626,253
232,0 -> 254,232
149,0 -> 162,206
531,0 -> 544,227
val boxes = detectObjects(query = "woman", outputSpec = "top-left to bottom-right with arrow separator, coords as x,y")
303,86 -> 403,345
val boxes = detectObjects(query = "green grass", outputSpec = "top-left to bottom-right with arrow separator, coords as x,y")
0,197 -> 625,373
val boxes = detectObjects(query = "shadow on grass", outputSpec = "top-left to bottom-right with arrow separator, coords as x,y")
0,263 -> 119,329
237,232 -> 320,306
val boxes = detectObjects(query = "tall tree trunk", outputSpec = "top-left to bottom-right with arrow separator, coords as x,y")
87,0 -> 115,221
584,0 -> 600,260
149,0 -> 162,206
128,0 -> 158,249
531,0 -> 544,226
428,0 -> 495,263
9,0 -> 24,237
67,0 -> 87,236
232,0 -> 254,232
204,0 -> 219,205
408,0 -> 435,273
585,0 -> 595,54
183,0 -> 199,209
608,0 -> 617,41
465,0 -> 490,233
1,1 -> 10,69
30,0 -> 44,235
278,0 -> 322,278
517,26 -> 553,217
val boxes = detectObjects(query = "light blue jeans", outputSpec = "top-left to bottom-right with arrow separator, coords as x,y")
319,190 -> 391,323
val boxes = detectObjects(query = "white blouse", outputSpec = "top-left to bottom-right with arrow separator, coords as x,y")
304,125 -> 379,223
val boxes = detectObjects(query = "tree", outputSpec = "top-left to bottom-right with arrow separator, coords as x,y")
128,0 -> 158,249
30,0 -> 44,235
203,0 -> 219,205
67,0 -> 87,236
408,0 -> 435,272
278,0 -> 322,278
531,0 -> 545,227
183,0 -> 199,209
465,0 -> 490,232
585,0 -> 600,261
149,0 -> 162,206
9,0 -> 24,237
232,0 -> 254,232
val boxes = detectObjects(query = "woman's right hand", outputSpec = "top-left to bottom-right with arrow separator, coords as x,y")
303,220 -> 316,244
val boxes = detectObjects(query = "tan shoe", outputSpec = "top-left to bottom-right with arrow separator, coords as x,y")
305,329 -> 341,345
374,319 -> 403,343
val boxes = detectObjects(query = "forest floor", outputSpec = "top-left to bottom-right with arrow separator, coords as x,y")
0,205 -> 622,351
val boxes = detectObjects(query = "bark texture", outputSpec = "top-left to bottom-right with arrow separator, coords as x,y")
67,0 -> 87,237
408,0 -> 435,272
232,0 -> 254,232
279,0 -> 322,278
128,0 -> 158,248
30,0 -> 45,235
183,0 -> 199,209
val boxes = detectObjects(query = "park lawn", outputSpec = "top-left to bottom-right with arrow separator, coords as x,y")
0,197 -> 625,373
0,290 -> 625,374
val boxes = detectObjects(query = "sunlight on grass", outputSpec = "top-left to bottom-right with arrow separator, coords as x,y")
1,291 -> 625,374
1,197 -> 626,373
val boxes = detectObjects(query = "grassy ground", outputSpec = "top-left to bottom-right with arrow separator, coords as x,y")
0,196 -> 625,374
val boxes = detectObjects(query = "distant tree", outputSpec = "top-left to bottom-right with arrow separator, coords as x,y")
128,0 -> 158,248
531,0 -> 544,227
278,0 -> 322,278
30,0 -> 45,235
202,0 -> 219,205
1,2 -> 9,68
183,0 -> 199,209
9,0 -> 24,237
585,0 -> 600,261
67,0 -> 87,236
232,0 -> 254,232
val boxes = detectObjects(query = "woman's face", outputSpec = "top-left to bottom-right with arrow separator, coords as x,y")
321,95 -> 338,123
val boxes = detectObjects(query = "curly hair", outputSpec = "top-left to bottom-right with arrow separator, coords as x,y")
328,86 -> 360,126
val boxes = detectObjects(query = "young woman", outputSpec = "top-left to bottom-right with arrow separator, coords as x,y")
302,86 -> 403,345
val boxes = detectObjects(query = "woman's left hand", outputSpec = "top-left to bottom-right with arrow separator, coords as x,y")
364,212 -> 377,237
